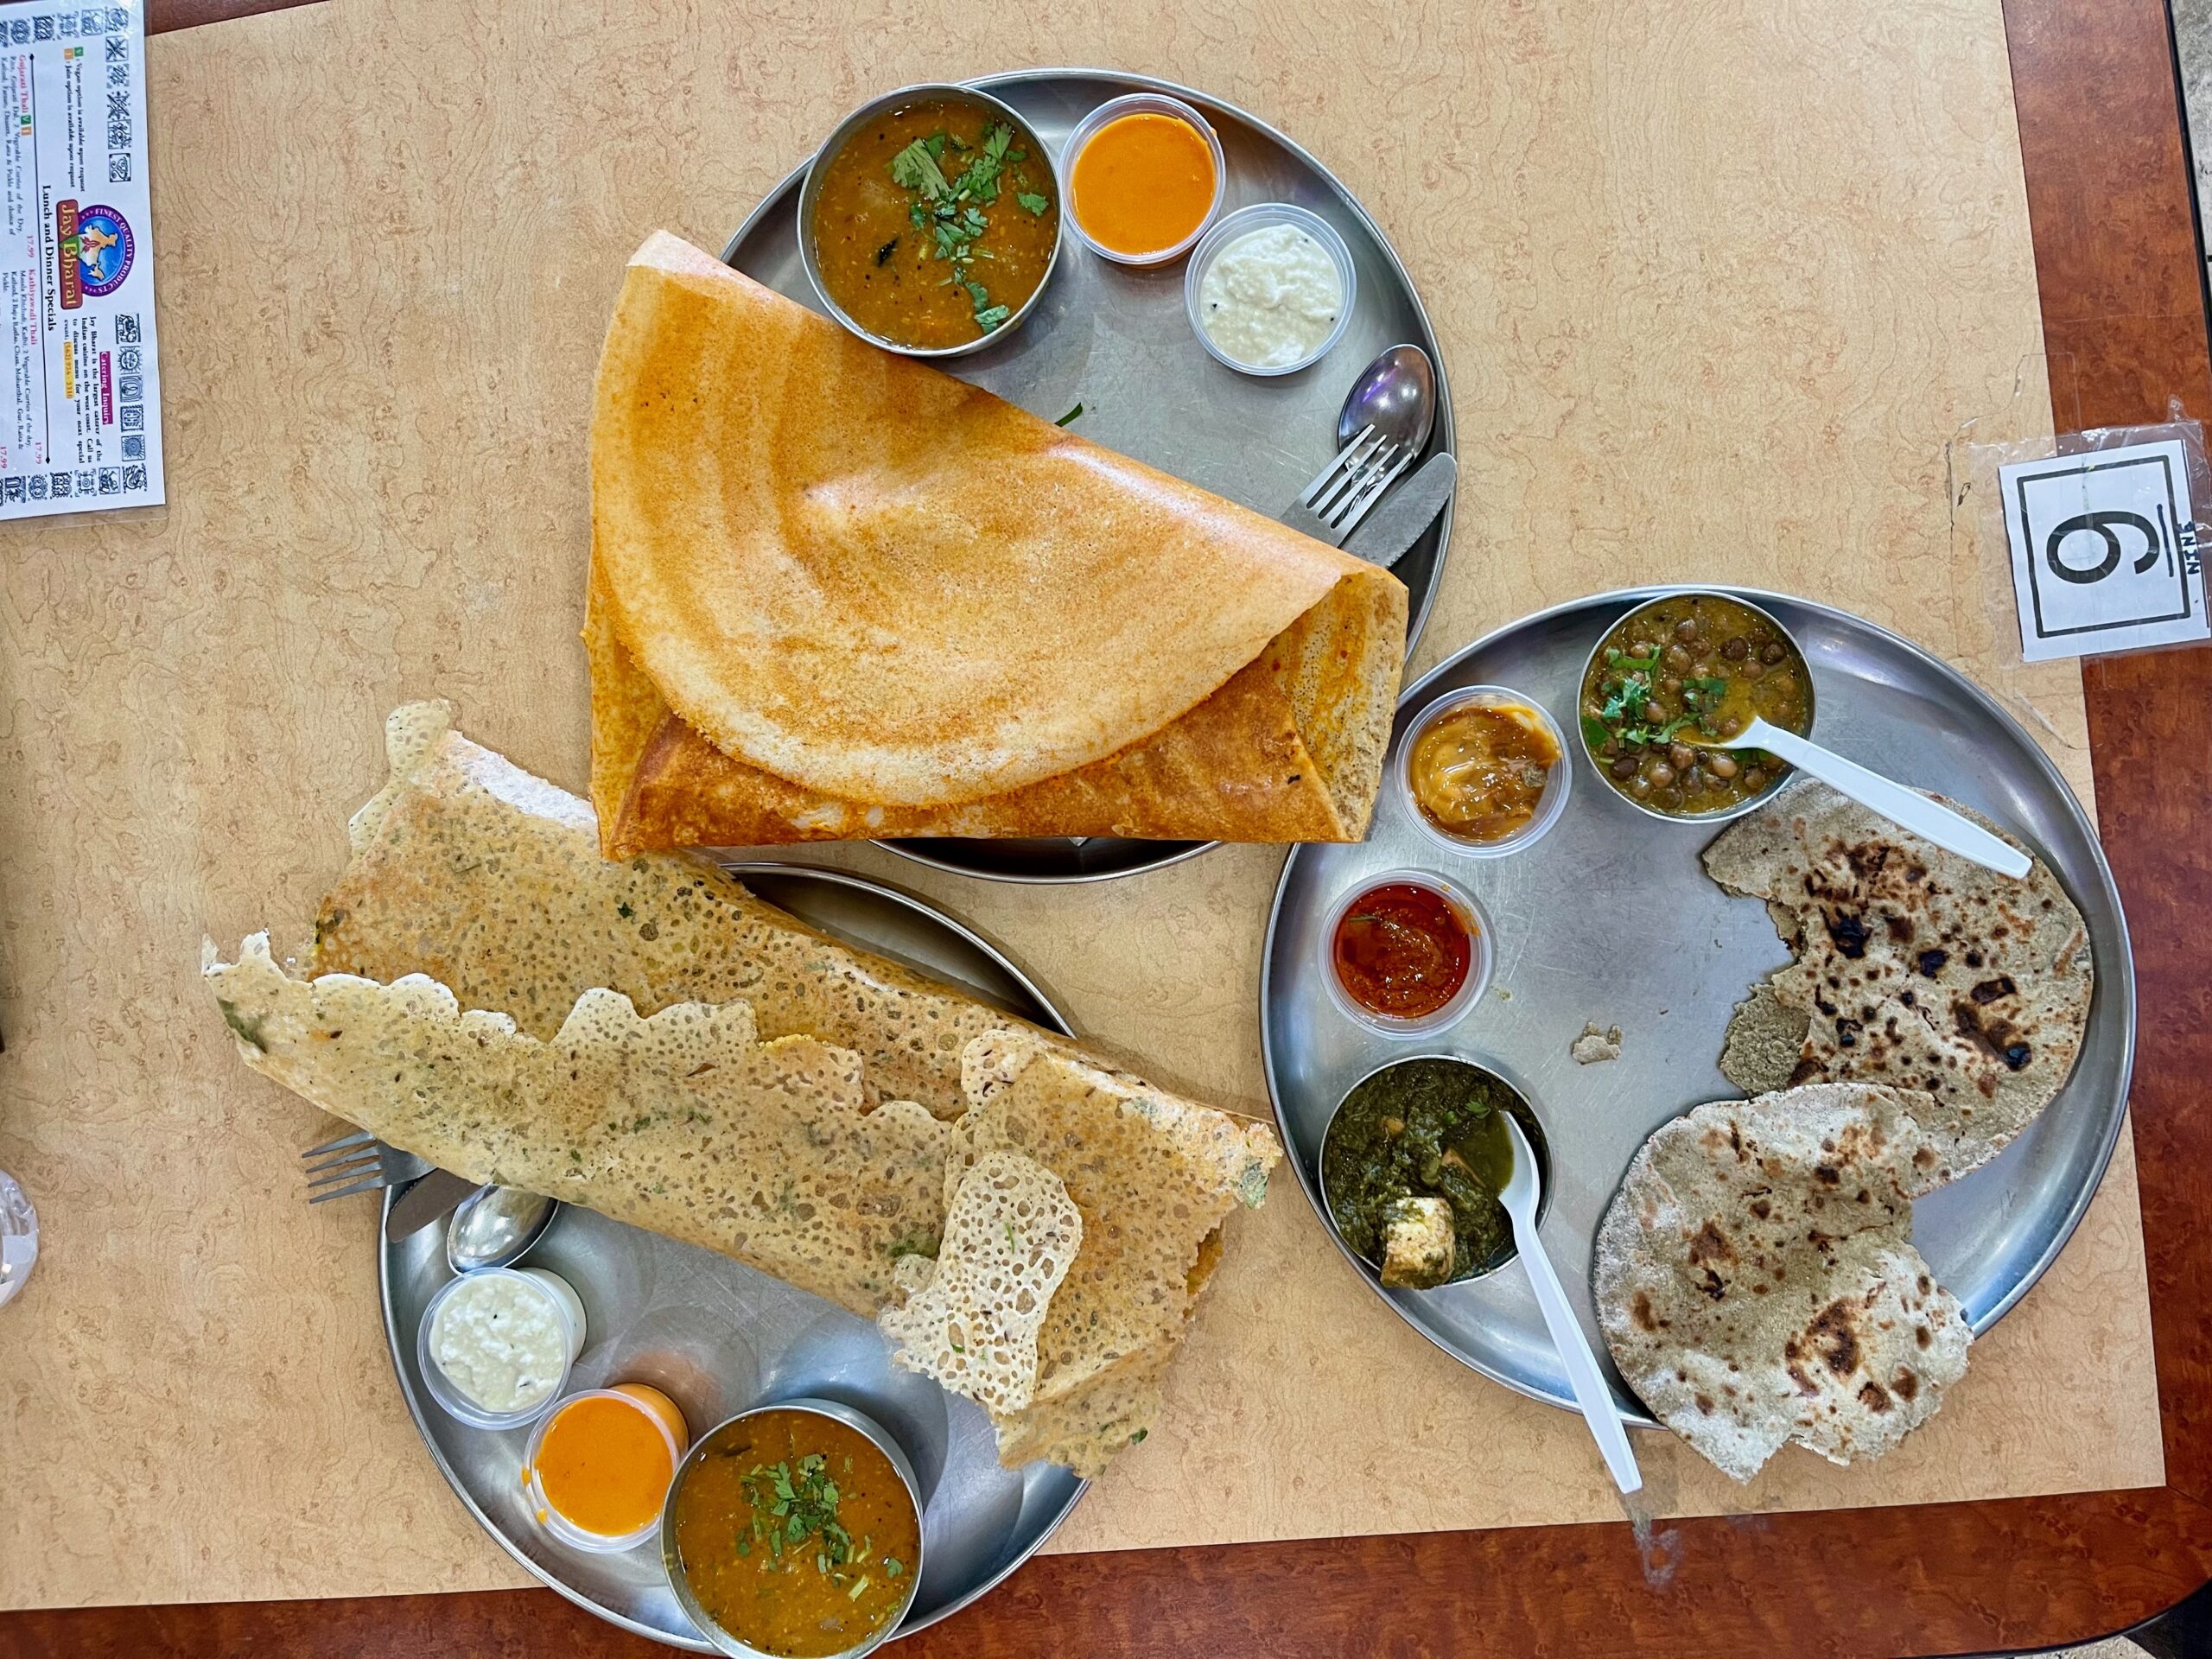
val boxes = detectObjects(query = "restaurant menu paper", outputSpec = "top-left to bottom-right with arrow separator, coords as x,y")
0,0 -> 161,519
2001,438 -> 2211,660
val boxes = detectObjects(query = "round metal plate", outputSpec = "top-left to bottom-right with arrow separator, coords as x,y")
380,863 -> 1086,1650
1262,588 -> 2136,1421
723,67 -> 1455,885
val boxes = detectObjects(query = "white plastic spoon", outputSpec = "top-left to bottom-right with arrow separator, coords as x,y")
1700,715 -> 2031,880
1498,1113 -> 1643,1497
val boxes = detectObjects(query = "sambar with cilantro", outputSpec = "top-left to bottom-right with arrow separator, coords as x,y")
671,1407 -> 921,1658
810,97 -> 1058,351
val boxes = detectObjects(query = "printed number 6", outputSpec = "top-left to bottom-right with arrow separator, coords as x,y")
2044,510 -> 2161,585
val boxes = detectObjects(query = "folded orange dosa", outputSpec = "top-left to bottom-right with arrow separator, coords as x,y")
587,232 -> 1409,856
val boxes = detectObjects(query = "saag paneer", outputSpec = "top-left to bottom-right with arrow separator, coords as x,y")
1322,1058 -> 1545,1287
1579,593 -> 1809,817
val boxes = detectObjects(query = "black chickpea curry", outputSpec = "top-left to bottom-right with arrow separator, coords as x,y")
1579,594 -> 1811,817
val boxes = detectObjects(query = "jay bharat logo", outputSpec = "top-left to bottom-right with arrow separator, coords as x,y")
57,202 -> 133,305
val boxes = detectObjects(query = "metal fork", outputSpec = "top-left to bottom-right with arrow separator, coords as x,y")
301,1129 -> 429,1204
1281,423 -> 1417,546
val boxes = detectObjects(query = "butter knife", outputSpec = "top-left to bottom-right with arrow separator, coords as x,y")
1341,452 -> 1457,570
385,1165 -> 481,1242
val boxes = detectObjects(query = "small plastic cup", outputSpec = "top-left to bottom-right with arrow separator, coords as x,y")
1058,92 -> 1227,267
416,1266 -> 585,1433
1397,686 -> 1573,859
525,1383 -> 691,1554
0,1170 -> 36,1310
1184,202 -> 1357,377
1319,868 -> 1493,1038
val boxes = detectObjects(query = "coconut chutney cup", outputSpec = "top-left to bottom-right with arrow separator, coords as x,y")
1185,201 -> 1357,376
663,1396 -> 926,1659
414,1265 -> 584,1432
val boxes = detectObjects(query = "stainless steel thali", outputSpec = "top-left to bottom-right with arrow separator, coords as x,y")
381,864 -> 1085,1650
1262,588 -> 2136,1419
723,68 -> 1455,885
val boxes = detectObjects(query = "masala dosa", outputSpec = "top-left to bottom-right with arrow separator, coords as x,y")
588,232 -> 1408,855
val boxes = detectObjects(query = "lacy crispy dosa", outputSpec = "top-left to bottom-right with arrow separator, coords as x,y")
207,935 -> 951,1317
587,232 -> 1408,855
313,702 -> 1037,1119
946,1030 -> 1281,1478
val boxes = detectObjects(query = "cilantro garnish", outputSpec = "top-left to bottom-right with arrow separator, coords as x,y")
741,1457 -> 855,1579
1599,676 -> 1652,724
885,119 -> 1038,338
888,139 -> 950,200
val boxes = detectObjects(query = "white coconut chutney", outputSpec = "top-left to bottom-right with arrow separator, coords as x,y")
428,1267 -> 583,1414
1196,222 -> 1343,369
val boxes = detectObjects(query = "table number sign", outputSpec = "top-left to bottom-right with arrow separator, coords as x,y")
1999,435 -> 2211,661
0,0 -> 161,520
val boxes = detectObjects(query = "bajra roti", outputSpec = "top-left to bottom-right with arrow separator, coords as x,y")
206,935 -> 950,1317
947,1030 -> 1281,1478
312,702 -> 1033,1119
1704,781 -> 2093,1182
586,232 -> 1407,852
1594,1084 -> 1971,1481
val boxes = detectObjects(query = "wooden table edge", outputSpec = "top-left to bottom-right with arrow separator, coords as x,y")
9,0 -> 2208,1652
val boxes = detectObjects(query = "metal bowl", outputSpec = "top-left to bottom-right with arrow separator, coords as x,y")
1316,1052 -> 1553,1284
798,82 -> 1062,359
1573,588 -> 1816,824
662,1395 -> 927,1659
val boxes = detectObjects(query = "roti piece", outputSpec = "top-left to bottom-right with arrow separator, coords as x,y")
949,1030 -> 1282,1476
1704,782 -> 2092,1181
205,935 -> 950,1315
1718,980 -> 1811,1096
588,232 -> 1405,849
878,1151 -> 1082,1414
1594,1084 -> 1970,1481
312,702 -> 1034,1119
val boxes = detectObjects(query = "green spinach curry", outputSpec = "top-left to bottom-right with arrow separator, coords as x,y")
1321,1058 -> 1544,1288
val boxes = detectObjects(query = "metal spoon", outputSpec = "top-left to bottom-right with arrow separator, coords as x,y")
445,1185 -> 557,1274
1336,342 -> 1436,453
1497,1114 -> 1643,1497
1687,716 -> 2031,878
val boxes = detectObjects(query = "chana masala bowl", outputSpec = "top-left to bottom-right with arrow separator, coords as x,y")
1576,591 -> 1814,821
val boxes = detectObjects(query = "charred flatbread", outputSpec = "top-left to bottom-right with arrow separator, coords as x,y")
1594,1084 -> 1970,1480
1704,782 -> 2092,1182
